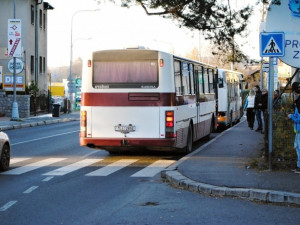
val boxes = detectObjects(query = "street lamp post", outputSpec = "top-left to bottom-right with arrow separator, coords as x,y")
68,9 -> 99,112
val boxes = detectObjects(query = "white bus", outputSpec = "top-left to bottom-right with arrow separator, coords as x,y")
80,49 -> 217,153
217,69 -> 243,128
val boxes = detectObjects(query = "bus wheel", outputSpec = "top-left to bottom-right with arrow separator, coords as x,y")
185,126 -> 193,153
204,118 -> 214,140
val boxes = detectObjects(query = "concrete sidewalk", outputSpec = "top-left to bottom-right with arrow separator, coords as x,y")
0,111 -> 79,131
162,119 -> 300,206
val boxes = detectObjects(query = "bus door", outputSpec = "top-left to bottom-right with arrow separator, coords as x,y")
194,65 -> 203,140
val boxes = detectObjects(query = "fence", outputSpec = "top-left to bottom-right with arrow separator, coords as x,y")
30,93 -> 51,116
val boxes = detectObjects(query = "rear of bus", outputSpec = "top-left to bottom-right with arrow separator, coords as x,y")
217,69 -> 243,128
79,49 -> 177,153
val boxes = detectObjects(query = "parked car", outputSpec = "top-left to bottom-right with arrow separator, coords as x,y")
0,128 -> 10,171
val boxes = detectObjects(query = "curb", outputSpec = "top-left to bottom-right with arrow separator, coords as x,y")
0,118 -> 78,131
161,169 -> 300,206
160,120 -> 300,206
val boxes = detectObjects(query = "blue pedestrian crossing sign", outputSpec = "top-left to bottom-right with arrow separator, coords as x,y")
260,32 -> 285,57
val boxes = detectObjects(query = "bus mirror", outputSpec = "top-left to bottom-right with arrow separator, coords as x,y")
218,78 -> 224,88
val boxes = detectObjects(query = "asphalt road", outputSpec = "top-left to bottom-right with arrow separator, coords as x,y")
0,121 -> 299,225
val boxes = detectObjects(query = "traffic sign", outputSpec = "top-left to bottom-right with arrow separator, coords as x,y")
8,19 -> 22,57
266,0 -> 300,68
67,81 -> 76,93
7,58 -> 24,74
260,32 -> 285,57
75,78 -> 82,86
262,63 -> 269,72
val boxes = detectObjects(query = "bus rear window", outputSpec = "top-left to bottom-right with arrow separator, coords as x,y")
93,60 -> 158,89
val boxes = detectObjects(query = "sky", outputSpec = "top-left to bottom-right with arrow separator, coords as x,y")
46,0 -> 262,67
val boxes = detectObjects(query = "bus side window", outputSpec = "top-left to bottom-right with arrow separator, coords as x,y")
189,64 -> 195,94
182,62 -> 190,95
174,60 -> 182,96
198,66 -> 204,94
208,69 -> 214,94
218,78 -> 224,88
203,68 -> 209,94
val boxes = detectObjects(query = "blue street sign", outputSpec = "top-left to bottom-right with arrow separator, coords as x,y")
260,32 -> 285,57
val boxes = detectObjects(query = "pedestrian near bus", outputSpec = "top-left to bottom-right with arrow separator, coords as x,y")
254,85 -> 263,131
244,89 -> 256,130
261,89 -> 268,134
273,90 -> 282,111
288,82 -> 300,173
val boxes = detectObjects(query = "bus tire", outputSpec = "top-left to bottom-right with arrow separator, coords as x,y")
204,118 -> 214,140
185,125 -> 193,153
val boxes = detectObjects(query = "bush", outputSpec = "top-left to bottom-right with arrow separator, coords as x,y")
271,95 -> 297,170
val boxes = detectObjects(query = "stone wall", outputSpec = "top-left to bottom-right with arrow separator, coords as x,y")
0,91 -> 30,118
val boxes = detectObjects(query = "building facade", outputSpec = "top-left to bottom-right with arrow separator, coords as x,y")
0,0 -> 53,93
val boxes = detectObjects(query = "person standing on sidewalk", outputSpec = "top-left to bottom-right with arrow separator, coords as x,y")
244,89 -> 256,130
288,82 -> 300,173
254,85 -> 263,131
261,89 -> 268,134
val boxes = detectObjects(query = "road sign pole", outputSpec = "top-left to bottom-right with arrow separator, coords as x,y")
268,57 -> 274,171
11,0 -> 19,120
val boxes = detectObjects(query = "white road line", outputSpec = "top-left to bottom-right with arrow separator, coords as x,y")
131,160 -> 176,177
43,159 -> 100,176
11,131 -> 79,146
23,186 -> 39,194
10,158 -> 32,165
0,201 -> 17,212
42,176 -> 54,182
86,159 -> 138,176
2,158 -> 67,175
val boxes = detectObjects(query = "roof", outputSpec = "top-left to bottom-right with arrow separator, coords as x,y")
44,2 -> 54,10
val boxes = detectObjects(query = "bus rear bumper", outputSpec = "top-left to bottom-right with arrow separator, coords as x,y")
80,137 -> 176,151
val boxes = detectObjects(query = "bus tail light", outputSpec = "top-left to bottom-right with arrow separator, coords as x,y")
165,111 -> 175,138
80,110 -> 87,137
88,60 -> 92,67
160,59 -> 164,67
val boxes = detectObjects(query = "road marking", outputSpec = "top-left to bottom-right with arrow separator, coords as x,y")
2,158 -> 66,175
0,201 -> 17,212
86,159 -> 138,176
42,176 -> 54,182
43,159 -> 100,176
10,158 -> 32,164
23,186 -> 39,194
11,131 -> 79,146
131,160 -> 176,177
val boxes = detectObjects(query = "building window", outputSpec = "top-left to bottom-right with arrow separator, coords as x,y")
31,5 -> 34,25
31,56 -> 34,75
39,56 -> 42,73
43,57 -> 46,73
39,9 -> 42,28
43,13 -> 46,30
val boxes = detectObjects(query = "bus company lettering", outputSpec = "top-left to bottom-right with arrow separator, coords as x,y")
285,39 -> 300,59
94,85 -> 109,89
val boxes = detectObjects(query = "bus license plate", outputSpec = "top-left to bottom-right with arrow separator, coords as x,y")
114,124 -> 136,134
